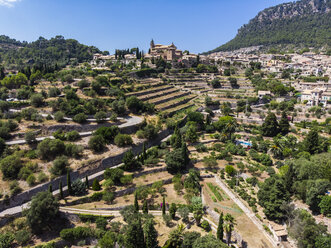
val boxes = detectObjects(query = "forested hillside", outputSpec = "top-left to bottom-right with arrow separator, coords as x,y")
208,0 -> 331,53
0,35 -> 103,70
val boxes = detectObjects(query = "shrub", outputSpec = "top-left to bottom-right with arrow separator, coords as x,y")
73,113 -> 87,123
15,230 -> 31,246
71,179 -> 87,196
94,126 -> 119,143
114,134 -> 133,147
94,111 -> 107,123
25,132 -> 37,144
163,214 -> 172,227
10,180 -> 22,196
50,156 -> 69,176
120,174 -> 133,185
104,167 -> 124,184
88,135 -> 106,152
225,165 -> 236,177
27,174 -> 36,186
60,227 -> 96,241
102,191 -> 115,204
0,233 -> 14,248
65,143 -> 83,158
96,217 -> 108,230
54,111 -> 65,122
37,172 -> 49,183
92,179 -> 101,191
200,220 -> 211,231
66,131 -> 80,141
90,192 -> 104,201
30,94 -> 44,107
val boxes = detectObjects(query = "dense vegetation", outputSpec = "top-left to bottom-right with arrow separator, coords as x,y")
0,35 -> 103,70
208,0 -> 331,52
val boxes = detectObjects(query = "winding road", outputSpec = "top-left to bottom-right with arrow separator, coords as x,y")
5,115 -> 143,146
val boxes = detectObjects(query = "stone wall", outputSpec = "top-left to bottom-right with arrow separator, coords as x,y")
0,129 -> 172,213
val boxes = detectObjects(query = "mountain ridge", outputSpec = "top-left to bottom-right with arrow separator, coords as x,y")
207,0 -> 331,53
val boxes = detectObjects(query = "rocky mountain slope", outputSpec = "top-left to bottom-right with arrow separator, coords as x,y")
207,0 -> 331,53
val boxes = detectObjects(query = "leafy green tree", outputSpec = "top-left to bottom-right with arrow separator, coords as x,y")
94,111 -> 107,123
144,219 -> 158,248
0,154 -> 22,179
73,113 -> 87,123
50,155 -> 69,176
258,176 -> 289,222
261,113 -> 279,137
318,195 -> 331,217
125,218 -> 145,248
193,234 -> 228,248
30,93 -> 44,107
25,191 -> 59,233
88,135 -> 106,152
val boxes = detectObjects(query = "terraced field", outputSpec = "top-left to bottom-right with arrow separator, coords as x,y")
127,83 -> 198,115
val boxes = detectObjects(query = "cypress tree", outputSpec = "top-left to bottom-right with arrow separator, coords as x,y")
143,200 -> 149,214
59,180 -> 64,199
162,196 -> 166,215
92,179 -> 101,191
144,219 -> 158,248
48,184 -> 52,193
181,139 -> 190,166
304,128 -> 320,154
134,193 -> 139,212
142,142 -> 147,160
67,171 -> 72,195
172,125 -> 182,148
217,212 -> 224,241
125,218 -> 145,248
261,112 -> 279,137
85,175 -> 89,189
279,111 -> 290,135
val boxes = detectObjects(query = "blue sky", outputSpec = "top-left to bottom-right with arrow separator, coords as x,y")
0,0 -> 290,54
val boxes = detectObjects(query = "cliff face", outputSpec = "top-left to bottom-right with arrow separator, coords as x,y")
207,0 -> 331,53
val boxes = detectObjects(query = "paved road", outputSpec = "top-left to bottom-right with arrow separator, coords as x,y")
5,115 -> 143,146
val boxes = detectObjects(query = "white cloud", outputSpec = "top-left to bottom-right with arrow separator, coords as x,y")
0,0 -> 21,7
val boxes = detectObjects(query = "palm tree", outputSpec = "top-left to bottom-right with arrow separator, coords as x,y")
224,213 -> 236,245
168,224 -> 185,247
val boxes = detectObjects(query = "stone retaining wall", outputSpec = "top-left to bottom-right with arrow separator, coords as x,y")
0,129 -> 171,212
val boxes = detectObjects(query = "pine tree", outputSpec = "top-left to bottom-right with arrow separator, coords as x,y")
217,212 -> 224,241
144,219 -> 158,248
85,175 -> 89,189
143,200 -> 149,214
162,196 -> 166,215
125,218 -> 146,248
279,111 -> 290,135
67,171 -> 72,195
134,193 -> 139,212
59,180 -> 64,199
